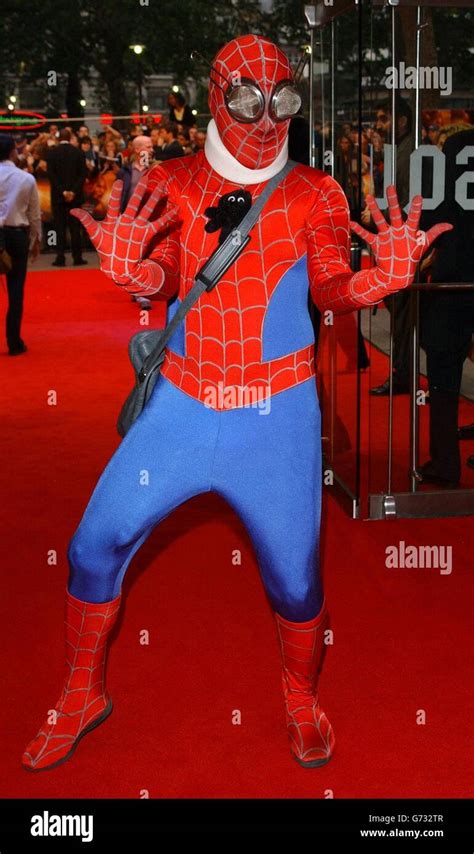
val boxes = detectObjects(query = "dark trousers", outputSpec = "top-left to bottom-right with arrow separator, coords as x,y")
4,227 -> 29,351
426,340 -> 471,395
384,290 -> 411,380
424,340 -> 471,482
52,201 -> 83,262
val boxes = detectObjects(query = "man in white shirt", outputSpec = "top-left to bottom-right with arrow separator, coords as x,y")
0,134 -> 41,355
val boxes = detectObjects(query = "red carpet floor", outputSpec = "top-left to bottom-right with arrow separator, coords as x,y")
1,268 -> 473,799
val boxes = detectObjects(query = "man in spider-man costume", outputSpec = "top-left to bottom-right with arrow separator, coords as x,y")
22,35 -> 450,772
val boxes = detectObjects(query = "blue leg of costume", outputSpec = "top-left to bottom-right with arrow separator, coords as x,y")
68,375 -> 323,621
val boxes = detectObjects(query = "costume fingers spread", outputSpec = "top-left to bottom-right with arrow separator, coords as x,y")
405,193 -> 424,232
350,220 -> 376,247
105,179 -> 123,220
121,174 -> 150,220
386,184 -> 404,228
422,222 -> 453,253
138,180 -> 170,221
365,193 -> 390,232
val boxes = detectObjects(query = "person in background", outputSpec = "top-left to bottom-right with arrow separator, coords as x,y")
99,139 -> 122,173
101,124 -> 125,151
427,124 -> 440,145
144,116 -> 156,137
156,121 -> 184,161
65,126 -> 79,147
177,127 -> 192,155
168,91 -> 195,128
117,135 -> 154,210
13,135 -> 29,170
0,134 -> 41,355
126,124 -> 141,147
335,135 -> 357,215
369,130 -> 385,199
150,127 -> 162,159
193,128 -> 207,152
79,136 -> 99,176
188,126 -> 198,150
418,128 -> 474,488
91,134 -> 101,154
28,134 -> 49,177
341,121 -> 352,138
47,124 -> 59,146
47,128 -> 87,267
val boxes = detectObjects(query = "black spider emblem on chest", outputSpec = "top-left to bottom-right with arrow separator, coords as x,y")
204,189 -> 252,245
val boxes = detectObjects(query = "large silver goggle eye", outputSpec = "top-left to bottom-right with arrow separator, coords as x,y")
225,83 -> 264,123
270,83 -> 302,120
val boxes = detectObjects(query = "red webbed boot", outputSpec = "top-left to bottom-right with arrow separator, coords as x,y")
22,589 -> 121,772
275,602 -> 335,768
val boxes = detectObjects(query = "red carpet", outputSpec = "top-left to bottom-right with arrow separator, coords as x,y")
0,268 -> 473,799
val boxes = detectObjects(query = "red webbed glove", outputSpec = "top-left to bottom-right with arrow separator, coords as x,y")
71,176 -> 181,296
348,185 -> 453,306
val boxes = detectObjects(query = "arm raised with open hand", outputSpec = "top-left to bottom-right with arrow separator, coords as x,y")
348,185 -> 452,300
71,174 -> 181,297
307,180 -> 453,314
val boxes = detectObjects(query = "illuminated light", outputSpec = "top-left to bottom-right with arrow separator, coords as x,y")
142,104 -> 149,112
0,109 -> 47,129
79,99 -> 86,107
130,44 -> 145,55
172,85 -> 179,93
9,95 -> 17,103
192,109 -> 197,115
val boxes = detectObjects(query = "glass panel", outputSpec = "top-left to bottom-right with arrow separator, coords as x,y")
360,2 -> 474,507
316,6 -> 363,506
314,1 -> 474,517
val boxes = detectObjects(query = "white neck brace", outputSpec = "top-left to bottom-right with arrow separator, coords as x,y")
204,119 -> 288,185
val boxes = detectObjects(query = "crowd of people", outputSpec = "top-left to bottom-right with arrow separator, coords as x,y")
0,90 -> 206,353
330,103 -> 474,217
11,92 -> 206,183
4,91 -> 207,267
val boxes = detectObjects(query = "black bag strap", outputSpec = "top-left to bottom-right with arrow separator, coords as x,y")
139,159 -> 296,382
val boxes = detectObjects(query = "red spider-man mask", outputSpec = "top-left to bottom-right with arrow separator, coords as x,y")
208,35 -> 301,170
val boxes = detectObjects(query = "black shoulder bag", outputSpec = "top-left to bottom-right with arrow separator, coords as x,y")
117,160 -> 296,436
